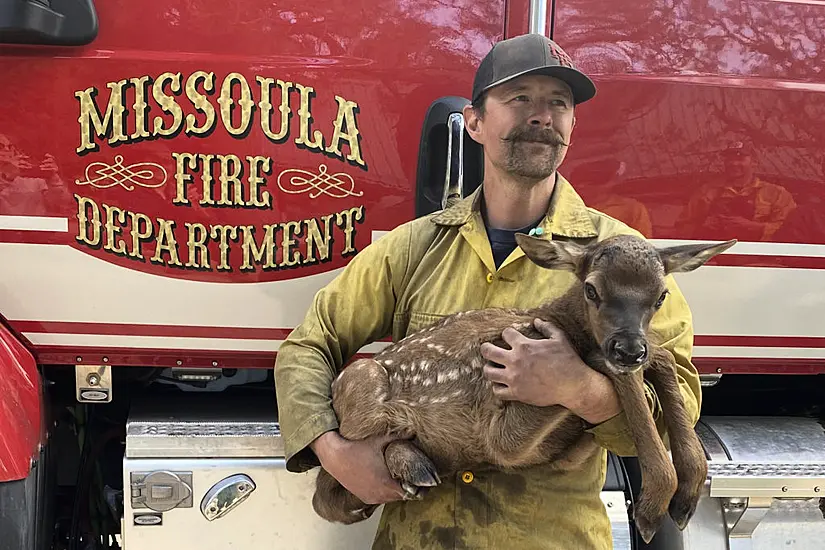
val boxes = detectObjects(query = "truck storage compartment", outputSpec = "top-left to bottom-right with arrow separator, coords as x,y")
672,416 -> 825,550
121,394 -> 381,550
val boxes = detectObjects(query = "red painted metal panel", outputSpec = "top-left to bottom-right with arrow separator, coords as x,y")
0,0 -> 506,283
695,358 -> 825,376
504,0 -> 531,38
0,322 -> 41,482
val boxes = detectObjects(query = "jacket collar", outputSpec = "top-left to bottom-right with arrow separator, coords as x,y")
431,173 -> 598,239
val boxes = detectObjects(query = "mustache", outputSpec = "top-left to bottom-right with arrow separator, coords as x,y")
503,127 -> 569,146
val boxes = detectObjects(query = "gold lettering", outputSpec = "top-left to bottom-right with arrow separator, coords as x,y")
130,76 -> 152,140
172,152 -> 198,205
74,195 -> 101,246
217,73 -> 254,136
239,225 -> 278,271
128,211 -> 153,260
326,96 -> 365,167
246,155 -> 272,208
257,77 -> 291,142
152,72 -> 184,137
305,215 -> 334,263
336,206 -> 364,255
75,81 -> 129,153
185,71 -> 216,136
150,218 -> 183,266
217,154 -> 243,206
295,83 -> 324,151
198,154 -> 216,206
185,222 -> 210,268
280,220 -> 303,267
102,203 -> 127,254
210,225 -> 238,271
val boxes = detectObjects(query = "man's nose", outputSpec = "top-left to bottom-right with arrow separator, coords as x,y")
528,103 -> 554,126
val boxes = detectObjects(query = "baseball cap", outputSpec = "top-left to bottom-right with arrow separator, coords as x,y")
720,138 -> 754,157
472,34 -> 596,105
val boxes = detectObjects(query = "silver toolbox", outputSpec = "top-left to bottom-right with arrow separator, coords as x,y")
679,416 -> 825,550
121,395 -> 381,549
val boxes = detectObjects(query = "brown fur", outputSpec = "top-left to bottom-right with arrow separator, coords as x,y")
311,233 -> 736,543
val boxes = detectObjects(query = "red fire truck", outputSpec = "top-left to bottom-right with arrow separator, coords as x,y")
1,0 -> 824,548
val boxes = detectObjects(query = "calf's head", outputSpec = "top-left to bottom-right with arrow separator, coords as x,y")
515,233 -> 736,374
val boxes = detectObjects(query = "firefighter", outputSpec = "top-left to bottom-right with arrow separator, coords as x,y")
679,138 -> 797,242
275,34 -> 701,550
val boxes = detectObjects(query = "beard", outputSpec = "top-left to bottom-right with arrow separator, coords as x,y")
500,126 -> 568,180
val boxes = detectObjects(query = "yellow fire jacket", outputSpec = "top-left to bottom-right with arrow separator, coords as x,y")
274,175 -> 701,550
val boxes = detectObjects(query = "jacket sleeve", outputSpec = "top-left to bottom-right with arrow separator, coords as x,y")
274,223 -> 413,472
584,275 -> 702,456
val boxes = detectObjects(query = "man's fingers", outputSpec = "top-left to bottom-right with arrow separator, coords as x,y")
491,382 -> 516,401
480,342 -> 510,364
501,326 -> 526,346
534,318 -> 560,339
482,363 -> 509,385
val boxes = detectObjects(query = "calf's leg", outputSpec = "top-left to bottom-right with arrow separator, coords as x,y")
312,467 -> 378,524
312,358 -> 392,523
332,358 -> 392,439
486,403 -> 583,468
645,347 -> 708,530
609,370 -> 678,544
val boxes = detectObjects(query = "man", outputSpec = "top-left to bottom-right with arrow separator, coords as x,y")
275,34 -> 701,550
679,138 -> 796,241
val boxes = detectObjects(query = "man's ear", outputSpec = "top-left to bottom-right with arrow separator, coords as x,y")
463,104 -> 482,141
658,239 -> 737,274
515,234 -> 584,272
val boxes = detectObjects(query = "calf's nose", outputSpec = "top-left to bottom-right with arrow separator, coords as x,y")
608,338 -> 648,367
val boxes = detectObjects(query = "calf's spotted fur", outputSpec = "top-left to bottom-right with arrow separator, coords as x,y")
311,233 -> 735,543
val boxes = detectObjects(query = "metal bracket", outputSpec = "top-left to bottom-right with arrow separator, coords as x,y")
700,373 -> 723,387
723,496 -> 772,550
75,364 -> 112,403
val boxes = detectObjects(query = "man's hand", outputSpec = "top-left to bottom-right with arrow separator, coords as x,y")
480,319 -> 622,424
311,431 -> 406,505
708,215 -> 765,240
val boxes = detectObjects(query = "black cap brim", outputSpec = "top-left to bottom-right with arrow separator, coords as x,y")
476,65 -> 597,105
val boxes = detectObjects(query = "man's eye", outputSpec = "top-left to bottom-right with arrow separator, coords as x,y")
513,95 -> 529,102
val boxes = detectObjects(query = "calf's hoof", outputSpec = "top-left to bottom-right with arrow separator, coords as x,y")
634,513 -> 662,545
633,490 -> 669,544
668,486 -> 701,530
384,440 -> 440,500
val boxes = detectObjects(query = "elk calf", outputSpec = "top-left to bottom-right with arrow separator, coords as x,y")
312,233 -> 735,543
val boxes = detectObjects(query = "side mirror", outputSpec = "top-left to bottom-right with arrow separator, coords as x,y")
0,0 -> 98,46
415,96 -> 483,218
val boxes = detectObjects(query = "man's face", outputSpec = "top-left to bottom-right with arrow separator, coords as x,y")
465,74 -> 576,182
724,152 -> 754,184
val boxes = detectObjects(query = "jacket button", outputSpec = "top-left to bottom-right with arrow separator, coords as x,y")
485,273 -> 493,284
461,471 -> 474,483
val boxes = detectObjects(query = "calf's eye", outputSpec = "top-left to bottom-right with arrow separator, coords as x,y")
585,283 -> 599,302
